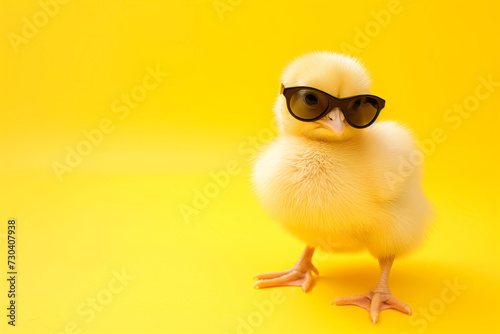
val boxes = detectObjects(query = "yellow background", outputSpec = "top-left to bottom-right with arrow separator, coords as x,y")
1,0 -> 499,333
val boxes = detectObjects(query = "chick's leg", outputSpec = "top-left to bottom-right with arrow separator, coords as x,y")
332,257 -> 411,323
254,246 -> 318,292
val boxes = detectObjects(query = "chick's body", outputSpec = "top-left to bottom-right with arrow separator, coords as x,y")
253,121 -> 431,259
252,52 -> 432,323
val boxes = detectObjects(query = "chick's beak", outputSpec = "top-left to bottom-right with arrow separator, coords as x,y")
317,108 -> 345,135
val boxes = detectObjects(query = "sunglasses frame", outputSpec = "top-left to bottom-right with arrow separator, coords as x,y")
280,83 -> 386,129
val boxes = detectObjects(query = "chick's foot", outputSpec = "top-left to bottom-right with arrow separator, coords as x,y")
332,257 -> 411,323
253,246 -> 318,292
332,290 -> 411,323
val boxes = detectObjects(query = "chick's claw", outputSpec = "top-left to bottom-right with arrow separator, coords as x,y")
332,291 -> 411,323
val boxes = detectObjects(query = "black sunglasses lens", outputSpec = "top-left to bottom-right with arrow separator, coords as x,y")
289,89 -> 329,120
345,96 -> 379,127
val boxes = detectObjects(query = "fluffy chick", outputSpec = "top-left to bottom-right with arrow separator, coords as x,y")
252,52 -> 432,323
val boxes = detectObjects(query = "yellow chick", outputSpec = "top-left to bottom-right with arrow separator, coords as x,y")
252,52 -> 432,323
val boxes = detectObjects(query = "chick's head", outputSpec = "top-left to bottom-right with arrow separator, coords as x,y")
275,52 -> 372,142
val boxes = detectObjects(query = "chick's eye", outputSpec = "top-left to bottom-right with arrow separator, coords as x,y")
304,93 -> 318,106
289,89 -> 328,120
351,100 -> 361,111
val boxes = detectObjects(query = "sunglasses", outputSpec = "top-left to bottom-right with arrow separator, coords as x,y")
281,84 -> 385,129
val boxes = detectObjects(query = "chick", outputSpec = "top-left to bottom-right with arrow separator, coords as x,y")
252,52 -> 432,323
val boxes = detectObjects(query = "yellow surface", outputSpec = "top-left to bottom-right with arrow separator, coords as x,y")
0,0 -> 499,333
